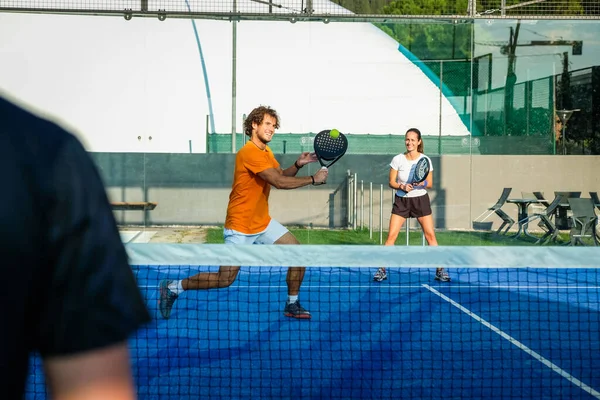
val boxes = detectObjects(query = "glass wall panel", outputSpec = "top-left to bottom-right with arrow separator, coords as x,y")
1,11 -> 598,247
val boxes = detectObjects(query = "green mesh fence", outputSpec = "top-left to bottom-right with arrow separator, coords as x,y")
473,76 -> 555,138
206,133 -> 554,155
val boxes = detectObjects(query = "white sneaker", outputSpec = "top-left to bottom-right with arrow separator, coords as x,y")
435,269 -> 451,282
373,268 -> 388,282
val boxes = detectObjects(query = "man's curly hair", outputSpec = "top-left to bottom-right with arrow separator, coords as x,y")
244,106 -> 280,137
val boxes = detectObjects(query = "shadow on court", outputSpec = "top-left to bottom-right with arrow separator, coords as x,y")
27,266 -> 600,399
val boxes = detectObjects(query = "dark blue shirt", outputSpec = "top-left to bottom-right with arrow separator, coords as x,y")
0,96 -> 150,398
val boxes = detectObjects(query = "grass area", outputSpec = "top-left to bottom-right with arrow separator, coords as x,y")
204,227 -> 572,246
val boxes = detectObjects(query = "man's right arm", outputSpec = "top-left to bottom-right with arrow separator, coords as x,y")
258,167 -> 328,189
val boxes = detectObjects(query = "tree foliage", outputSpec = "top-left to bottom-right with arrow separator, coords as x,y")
336,0 -> 590,17
477,0 -> 584,15
380,0 -> 468,15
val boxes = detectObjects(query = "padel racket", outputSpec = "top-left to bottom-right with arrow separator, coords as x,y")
411,157 -> 430,184
313,129 -> 348,168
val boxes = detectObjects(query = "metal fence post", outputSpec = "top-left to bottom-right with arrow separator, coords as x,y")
369,182 -> 373,239
360,180 -> 364,229
353,173 -> 358,230
379,184 -> 384,244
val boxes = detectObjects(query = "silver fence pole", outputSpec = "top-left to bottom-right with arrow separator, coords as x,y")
352,173 -> 358,230
360,180 -> 364,229
346,170 -> 352,228
369,182 -> 373,239
438,60 -> 443,155
231,4 -> 237,154
379,184 -> 384,245
406,217 -> 410,246
242,114 -> 247,145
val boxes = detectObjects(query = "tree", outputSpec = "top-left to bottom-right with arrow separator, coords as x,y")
477,0 -> 583,15
381,0 -> 468,15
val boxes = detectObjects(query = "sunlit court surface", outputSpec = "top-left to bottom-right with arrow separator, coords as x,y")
25,246 -> 600,399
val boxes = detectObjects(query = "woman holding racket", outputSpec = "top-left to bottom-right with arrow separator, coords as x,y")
373,128 -> 450,283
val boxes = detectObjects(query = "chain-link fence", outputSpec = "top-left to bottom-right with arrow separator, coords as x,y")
1,0 -> 600,20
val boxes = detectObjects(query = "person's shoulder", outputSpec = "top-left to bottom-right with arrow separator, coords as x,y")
265,145 -> 275,157
390,152 -> 406,164
0,96 -> 77,161
238,140 -> 258,154
235,141 -> 252,159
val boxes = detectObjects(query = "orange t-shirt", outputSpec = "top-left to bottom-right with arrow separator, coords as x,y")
224,141 -> 280,234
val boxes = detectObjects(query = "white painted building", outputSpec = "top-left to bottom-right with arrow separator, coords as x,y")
0,4 -> 470,153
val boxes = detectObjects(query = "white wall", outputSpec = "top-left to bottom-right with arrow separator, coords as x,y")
0,10 -> 470,153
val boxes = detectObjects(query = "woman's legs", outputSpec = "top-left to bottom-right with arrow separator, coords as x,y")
374,214 -> 407,282
385,214 -> 407,246
417,214 -> 450,281
417,214 -> 437,246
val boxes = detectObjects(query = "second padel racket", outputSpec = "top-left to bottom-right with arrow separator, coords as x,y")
411,157 -> 430,184
313,129 -> 348,168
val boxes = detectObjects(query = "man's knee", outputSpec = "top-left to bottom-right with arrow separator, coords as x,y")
275,231 -> 300,245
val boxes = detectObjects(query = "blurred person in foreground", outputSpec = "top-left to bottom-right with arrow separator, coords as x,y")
159,105 -> 328,320
0,95 -> 150,399
373,128 -> 450,283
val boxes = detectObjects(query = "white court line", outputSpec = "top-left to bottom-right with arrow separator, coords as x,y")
423,284 -> 600,399
120,231 -> 140,243
132,231 -> 157,243
128,231 -> 144,243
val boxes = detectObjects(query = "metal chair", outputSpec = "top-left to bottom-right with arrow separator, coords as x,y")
554,191 -> 581,199
522,192 -> 544,215
521,194 -> 564,244
553,191 -> 581,230
473,188 -> 514,235
568,198 -> 599,246
533,192 -> 550,208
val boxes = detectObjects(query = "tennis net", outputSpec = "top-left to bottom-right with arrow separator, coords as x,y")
27,245 -> 600,399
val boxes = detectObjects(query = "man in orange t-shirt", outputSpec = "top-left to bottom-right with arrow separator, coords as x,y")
159,105 -> 328,319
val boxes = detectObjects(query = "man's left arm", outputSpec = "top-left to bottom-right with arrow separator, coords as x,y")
282,152 -> 317,177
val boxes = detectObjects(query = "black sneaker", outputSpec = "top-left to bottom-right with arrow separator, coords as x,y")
373,268 -> 388,282
159,279 -> 179,319
284,300 -> 311,319
435,269 -> 451,282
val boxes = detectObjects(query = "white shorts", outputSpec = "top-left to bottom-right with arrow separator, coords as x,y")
223,219 -> 289,245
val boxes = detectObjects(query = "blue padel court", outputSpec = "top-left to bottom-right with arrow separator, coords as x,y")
27,265 -> 600,399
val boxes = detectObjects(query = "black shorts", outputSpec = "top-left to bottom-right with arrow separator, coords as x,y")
391,194 -> 432,218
